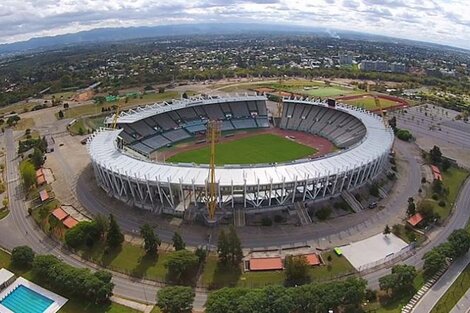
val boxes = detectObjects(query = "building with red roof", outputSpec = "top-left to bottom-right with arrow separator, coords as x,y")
249,257 -> 283,271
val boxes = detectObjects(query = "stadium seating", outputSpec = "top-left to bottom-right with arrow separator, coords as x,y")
117,100 -> 271,156
280,102 -> 366,148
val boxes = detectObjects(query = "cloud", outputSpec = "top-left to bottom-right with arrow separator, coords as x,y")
0,0 -> 469,49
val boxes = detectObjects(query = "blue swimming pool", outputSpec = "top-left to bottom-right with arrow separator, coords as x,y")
0,285 -> 54,313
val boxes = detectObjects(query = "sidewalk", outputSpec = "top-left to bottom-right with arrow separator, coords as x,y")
412,253 -> 470,312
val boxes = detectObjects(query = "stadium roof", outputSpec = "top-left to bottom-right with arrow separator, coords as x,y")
105,94 -> 267,124
89,100 -> 394,187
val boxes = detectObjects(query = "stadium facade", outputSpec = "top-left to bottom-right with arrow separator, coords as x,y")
87,95 -> 394,215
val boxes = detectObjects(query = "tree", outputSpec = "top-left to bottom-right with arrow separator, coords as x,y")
182,92 -> 188,99
11,246 -> 35,268
315,207 -> 332,220
423,248 -> 446,278
165,250 -> 199,284
31,148 -> 44,169
158,87 -> 165,93
383,224 -> 391,236
396,129 -> 412,141
442,158 -> 451,172
157,286 -> 195,313
172,232 -> 185,251
195,247 -> 207,264
140,223 -> 160,256
32,254 -> 114,303
379,265 -> 416,295
407,197 -> 416,216
227,226 -> 243,265
448,229 -> 470,258
6,115 -> 20,126
94,214 -> 109,239
63,102 -> 69,109
284,255 -> 310,286
19,160 -> 35,190
430,145 -> 442,164
217,229 -> 229,264
58,110 -> 64,119
106,214 -> 124,248
65,221 -> 101,248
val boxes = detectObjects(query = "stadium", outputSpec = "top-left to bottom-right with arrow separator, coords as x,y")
87,95 -> 394,219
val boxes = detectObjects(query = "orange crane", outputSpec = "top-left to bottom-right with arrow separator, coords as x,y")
206,120 -> 221,221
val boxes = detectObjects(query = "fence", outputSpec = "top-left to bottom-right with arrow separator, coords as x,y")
358,243 -> 416,274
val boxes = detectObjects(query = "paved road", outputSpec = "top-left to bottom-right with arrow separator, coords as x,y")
75,139 -> 422,250
363,175 -> 470,290
412,253 -> 470,313
1,126 -> 469,311
0,129 -> 208,309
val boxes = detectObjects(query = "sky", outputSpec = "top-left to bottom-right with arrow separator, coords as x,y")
1,0 -> 470,49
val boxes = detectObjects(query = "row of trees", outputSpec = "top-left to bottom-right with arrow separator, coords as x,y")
65,214 -> 123,249
10,245 -> 114,304
423,229 -> 470,278
205,277 -> 367,313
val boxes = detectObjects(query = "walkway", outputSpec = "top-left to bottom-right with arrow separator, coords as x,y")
451,286 -> 470,313
412,252 -> 470,312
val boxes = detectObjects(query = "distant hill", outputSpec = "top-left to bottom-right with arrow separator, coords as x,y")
0,23 -> 465,56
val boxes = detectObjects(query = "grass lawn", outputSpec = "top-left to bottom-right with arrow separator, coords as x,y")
425,167 -> 469,220
431,263 -> 470,313
0,249 -> 140,313
14,117 -> 35,131
202,251 -> 355,289
168,134 -> 316,165
60,91 -> 180,119
78,241 -> 169,281
364,272 -> 425,313
289,86 -> 358,98
68,115 -> 105,135
392,224 -> 426,246
342,96 -> 398,110
0,208 -> 9,220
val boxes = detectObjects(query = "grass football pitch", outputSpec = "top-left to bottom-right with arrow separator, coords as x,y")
342,96 -> 398,110
167,134 -> 317,165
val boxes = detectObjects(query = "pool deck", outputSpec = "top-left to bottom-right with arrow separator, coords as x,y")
0,277 -> 68,313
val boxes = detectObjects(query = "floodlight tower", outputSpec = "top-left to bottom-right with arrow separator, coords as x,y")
206,120 -> 221,221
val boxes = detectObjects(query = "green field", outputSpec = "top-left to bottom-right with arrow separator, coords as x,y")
289,86 -> 358,98
342,95 -> 398,110
431,263 -> 470,313
167,134 -> 316,165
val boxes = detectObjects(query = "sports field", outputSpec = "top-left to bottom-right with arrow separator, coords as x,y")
342,95 -> 398,110
289,86 -> 358,98
167,134 -> 317,165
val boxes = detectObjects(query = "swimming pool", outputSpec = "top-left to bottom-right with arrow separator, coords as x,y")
0,284 -> 54,313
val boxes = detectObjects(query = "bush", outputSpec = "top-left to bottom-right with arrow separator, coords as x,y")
365,289 -> 377,302
157,286 -> 194,313
315,207 -> 332,220
438,200 -> 446,207
396,129 -> 412,141
11,246 -> 35,268
369,184 -> 380,197
432,193 -> 439,200
274,215 -> 284,223
65,221 -> 100,248
261,216 -> 273,226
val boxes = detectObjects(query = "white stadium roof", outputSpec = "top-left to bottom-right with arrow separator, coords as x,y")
105,94 -> 266,125
89,100 -> 394,187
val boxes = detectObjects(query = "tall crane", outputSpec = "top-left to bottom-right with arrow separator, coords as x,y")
206,120 -> 221,221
